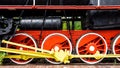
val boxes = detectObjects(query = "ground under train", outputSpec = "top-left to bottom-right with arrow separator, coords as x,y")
0,0 -> 120,64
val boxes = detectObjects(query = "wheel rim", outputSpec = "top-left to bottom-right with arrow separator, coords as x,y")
7,33 -> 37,64
76,33 -> 108,64
41,33 -> 72,64
112,35 -> 120,61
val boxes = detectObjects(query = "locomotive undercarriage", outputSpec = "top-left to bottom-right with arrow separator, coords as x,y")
0,0 -> 120,65
1,29 -> 120,65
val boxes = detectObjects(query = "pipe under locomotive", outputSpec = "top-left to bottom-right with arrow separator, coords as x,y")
1,0 -> 120,65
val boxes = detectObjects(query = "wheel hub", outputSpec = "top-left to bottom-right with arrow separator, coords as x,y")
89,46 -> 95,51
53,44 -> 63,51
87,43 -> 97,54
54,46 -> 60,51
20,47 -> 23,50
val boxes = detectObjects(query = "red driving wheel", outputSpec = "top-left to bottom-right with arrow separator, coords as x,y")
7,33 -> 37,64
41,33 -> 72,64
112,34 -> 120,61
76,32 -> 108,64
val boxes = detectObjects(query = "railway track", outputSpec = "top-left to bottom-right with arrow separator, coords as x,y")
0,64 -> 120,68
2,58 -> 120,65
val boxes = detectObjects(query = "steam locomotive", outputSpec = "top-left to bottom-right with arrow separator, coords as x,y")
1,0 -> 120,65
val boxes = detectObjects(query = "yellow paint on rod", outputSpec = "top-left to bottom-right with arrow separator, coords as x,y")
0,47 -> 54,59
3,40 -> 120,64
2,40 -> 51,54
70,51 -> 120,60
5,55 -> 39,58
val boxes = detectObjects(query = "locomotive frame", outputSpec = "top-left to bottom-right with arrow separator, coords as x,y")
0,0 -> 120,65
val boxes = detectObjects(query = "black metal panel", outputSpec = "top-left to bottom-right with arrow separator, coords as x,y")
0,9 -> 87,17
89,10 -> 120,29
90,0 -> 120,5
0,0 -> 90,5
88,0 -> 120,29
0,0 -> 33,5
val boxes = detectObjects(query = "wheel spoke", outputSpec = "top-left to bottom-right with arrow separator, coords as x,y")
78,44 -> 88,48
86,58 -> 91,61
62,47 -> 70,49
117,44 -> 120,46
85,51 -> 89,54
115,49 -> 120,52
97,44 -> 104,47
20,37 -> 28,43
95,38 -> 101,45
26,38 -> 32,45
78,49 -> 87,53
98,49 -> 104,51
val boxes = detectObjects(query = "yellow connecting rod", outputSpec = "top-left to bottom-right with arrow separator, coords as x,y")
3,40 -> 120,58
71,51 -> 120,60
2,40 -> 120,64
2,40 -> 51,54
0,47 -> 54,59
